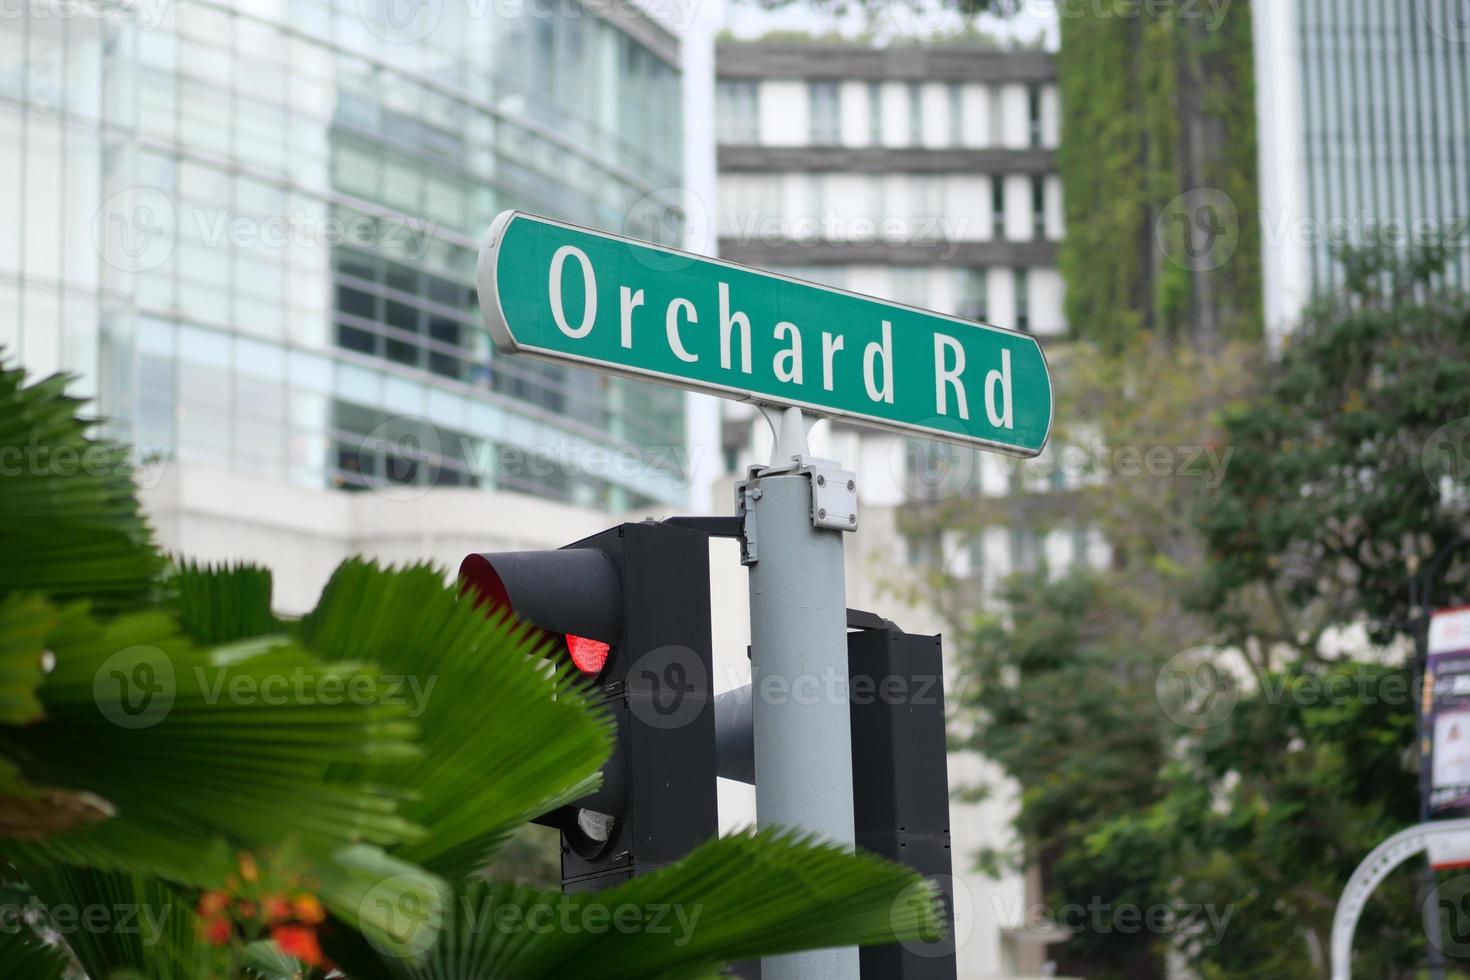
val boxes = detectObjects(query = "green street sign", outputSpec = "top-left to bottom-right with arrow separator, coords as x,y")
477,211 -> 1053,456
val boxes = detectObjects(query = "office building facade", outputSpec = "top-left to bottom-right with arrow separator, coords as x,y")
715,41 -> 1066,338
1,0 -> 698,520
1255,0 -> 1470,337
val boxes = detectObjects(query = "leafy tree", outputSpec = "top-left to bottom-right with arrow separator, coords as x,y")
0,355 -> 943,977
934,245 -> 1470,978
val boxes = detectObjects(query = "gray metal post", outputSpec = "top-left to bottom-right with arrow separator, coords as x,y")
743,406 -> 859,980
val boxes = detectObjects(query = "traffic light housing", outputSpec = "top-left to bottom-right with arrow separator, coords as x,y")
849,621 -> 958,978
460,520 -> 718,889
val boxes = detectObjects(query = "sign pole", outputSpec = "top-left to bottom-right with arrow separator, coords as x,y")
741,406 -> 860,980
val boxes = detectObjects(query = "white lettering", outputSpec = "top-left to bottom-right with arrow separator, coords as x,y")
863,320 -> 895,404
666,298 -> 699,363
773,321 -> 803,384
718,282 -> 753,374
935,334 -> 969,420
549,245 -> 596,339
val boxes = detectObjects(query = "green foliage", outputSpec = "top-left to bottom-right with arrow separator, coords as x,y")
0,355 -> 942,976
0,368 -> 164,615
938,251 -> 1470,976
395,830 -> 942,980
1057,0 -> 1262,351
300,559 -> 613,876
1195,241 -> 1470,647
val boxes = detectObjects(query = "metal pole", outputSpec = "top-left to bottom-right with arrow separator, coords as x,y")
744,406 -> 859,980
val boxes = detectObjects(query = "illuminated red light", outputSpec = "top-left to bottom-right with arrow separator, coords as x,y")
566,635 -> 610,674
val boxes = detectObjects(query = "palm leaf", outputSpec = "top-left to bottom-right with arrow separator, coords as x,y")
22,866 -> 220,980
0,362 -> 165,615
0,925 -> 69,980
0,594 -> 55,724
299,561 -> 614,875
384,830 -> 943,979
171,561 -> 282,645
0,603 -> 420,886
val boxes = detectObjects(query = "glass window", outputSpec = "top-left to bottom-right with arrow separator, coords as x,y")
867,81 -> 882,145
948,83 -> 963,146
716,79 -> 759,144
958,269 -> 988,322
809,80 -> 839,145
1015,268 -> 1031,332
1028,84 -> 1043,147
908,82 -> 922,146
1032,175 -> 1046,240
992,179 -> 1006,239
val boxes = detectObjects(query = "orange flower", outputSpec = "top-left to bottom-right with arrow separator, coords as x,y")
238,852 -> 260,883
271,925 -> 324,966
202,916 -> 232,946
198,891 -> 230,917
237,900 -> 257,919
264,895 -> 293,923
291,893 -> 326,925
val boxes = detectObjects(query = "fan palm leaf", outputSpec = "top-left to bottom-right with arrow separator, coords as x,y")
299,560 -> 613,876
381,830 -> 943,979
0,602 -> 420,887
0,363 -> 164,615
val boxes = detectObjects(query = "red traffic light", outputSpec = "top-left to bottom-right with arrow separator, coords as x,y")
459,549 -> 622,676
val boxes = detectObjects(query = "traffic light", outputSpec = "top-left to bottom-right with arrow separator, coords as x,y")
848,617 -> 958,979
459,520 -> 718,890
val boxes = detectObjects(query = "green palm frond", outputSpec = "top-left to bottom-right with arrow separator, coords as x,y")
23,866 -> 219,980
383,830 -> 942,980
0,602 -> 420,886
0,362 -> 165,615
0,924 -> 70,980
0,594 -> 55,724
171,561 -> 282,645
300,561 -> 614,875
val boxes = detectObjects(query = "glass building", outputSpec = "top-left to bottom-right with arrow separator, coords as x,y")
1255,0 -> 1470,337
1,0 -> 691,510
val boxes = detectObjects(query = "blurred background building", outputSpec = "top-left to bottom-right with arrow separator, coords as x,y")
0,0 -> 719,607
708,32 -> 1091,979
1254,0 -> 1470,339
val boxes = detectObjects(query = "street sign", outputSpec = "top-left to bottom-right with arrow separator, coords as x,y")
477,210 -> 1053,457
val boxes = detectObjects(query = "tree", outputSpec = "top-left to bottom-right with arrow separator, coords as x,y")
932,245 -> 1469,978
0,355 -> 943,977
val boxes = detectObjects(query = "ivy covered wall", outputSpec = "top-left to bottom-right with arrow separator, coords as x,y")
1057,0 -> 1263,352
